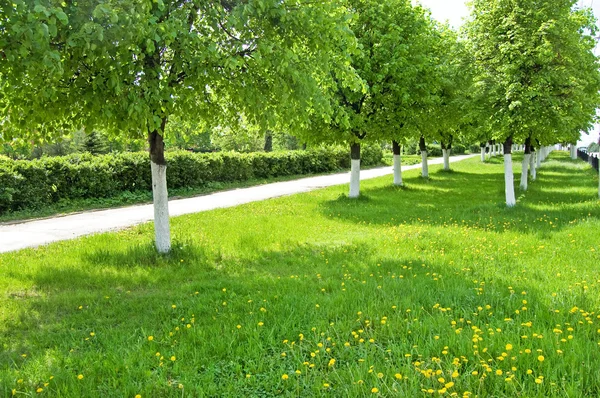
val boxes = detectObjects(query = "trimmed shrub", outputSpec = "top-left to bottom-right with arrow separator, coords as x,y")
0,146 -> 383,214
451,144 -> 466,155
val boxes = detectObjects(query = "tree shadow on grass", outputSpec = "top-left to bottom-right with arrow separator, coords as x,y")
320,157 -> 599,235
3,240 -> 600,395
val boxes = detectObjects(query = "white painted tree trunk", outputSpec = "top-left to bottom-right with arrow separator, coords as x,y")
520,154 -> 530,191
151,162 -> 171,253
442,149 -> 450,170
349,159 -> 360,198
492,145 -> 496,157
536,150 -> 542,168
530,152 -> 536,181
571,145 -> 577,160
421,151 -> 429,178
480,147 -> 485,162
504,154 -> 516,207
393,154 -> 403,186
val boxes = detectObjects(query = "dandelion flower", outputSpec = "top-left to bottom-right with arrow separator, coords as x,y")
371,387 -> 379,393
537,355 -> 544,362
170,356 -> 176,361
77,374 -> 84,380
148,336 -> 154,341
281,374 -> 289,380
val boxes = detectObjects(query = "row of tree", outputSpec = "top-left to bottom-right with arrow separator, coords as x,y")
1,0 -> 599,253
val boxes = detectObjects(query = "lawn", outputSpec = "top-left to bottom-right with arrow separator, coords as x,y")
1,152 -> 599,397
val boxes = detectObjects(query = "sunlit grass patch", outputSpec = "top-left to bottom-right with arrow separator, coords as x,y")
1,152 -> 599,397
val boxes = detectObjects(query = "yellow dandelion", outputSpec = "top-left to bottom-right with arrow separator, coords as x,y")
505,343 -> 513,351
537,355 -> 544,362
148,336 -> 154,341
170,356 -> 176,361
77,374 -> 84,380
281,374 -> 289,380
371,387 -> 379,393
395,373 -> 403,379
495,370 -> 503,376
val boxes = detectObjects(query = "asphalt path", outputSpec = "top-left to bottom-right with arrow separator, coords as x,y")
0,154 -> 477,253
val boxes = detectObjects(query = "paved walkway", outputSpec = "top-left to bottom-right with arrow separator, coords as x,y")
0,154 -> 476,253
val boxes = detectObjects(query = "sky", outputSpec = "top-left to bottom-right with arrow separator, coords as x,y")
415,0 -> 600,146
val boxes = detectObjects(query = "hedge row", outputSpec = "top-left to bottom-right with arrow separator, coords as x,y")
0,146 -> 383,213
404,143 -> 467,157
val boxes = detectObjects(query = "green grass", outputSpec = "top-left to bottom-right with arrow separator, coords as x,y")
1,152 -> 599,397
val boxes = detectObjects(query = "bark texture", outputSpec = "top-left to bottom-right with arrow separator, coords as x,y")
349,143 -> 361,198
392,141 -> 402,186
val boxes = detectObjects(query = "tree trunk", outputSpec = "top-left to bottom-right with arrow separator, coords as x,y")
442,149 -> 451,170
530,150 -> 537,181
349,142 -> 361,198
419,136 -> 428,178
520,138 -> 532,191
503,137 -> 516,207
148,127 -> 171,253
392,140 -> 402,186
264,131 -> 273,152
570,145 -> 577,160
441,139 -> 452,171
480,143 -> 486,162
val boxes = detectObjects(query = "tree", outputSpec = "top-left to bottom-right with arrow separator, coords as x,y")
300,0 -> 434,196
0,0 -> 356,252
81,131 -> 109,155
427,26 -> 476,172
466,0 -> 600,205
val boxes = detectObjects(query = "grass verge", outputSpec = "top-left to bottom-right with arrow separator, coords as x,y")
1,152 -> 599,397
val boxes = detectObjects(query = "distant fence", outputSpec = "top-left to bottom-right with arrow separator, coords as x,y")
578,148 -> 599,172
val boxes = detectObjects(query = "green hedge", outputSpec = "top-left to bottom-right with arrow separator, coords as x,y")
0,146 -> 383,213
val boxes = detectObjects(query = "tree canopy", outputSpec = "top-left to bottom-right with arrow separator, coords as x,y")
465,0 -> 600,148
0,0 -> 358,149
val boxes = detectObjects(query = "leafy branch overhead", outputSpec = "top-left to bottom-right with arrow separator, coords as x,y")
0,0 -> 358,142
